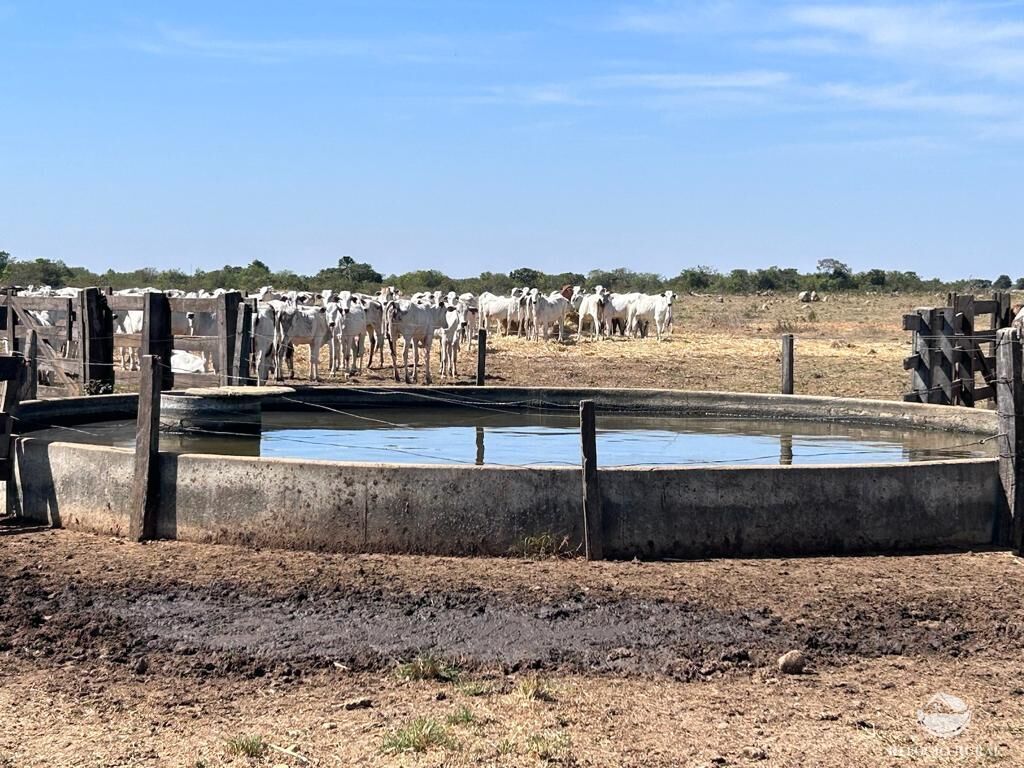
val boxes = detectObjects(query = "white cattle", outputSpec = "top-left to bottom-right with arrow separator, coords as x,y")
171,349 -> 207,374
576,285 -> 609,341
627,290 -> 676,340
436,302 -> 469,378
530,292 -> 570,341
252,303 -> 277,384
603,292 -> 641,337
276,304 -> 329,381
336,299 -> 368,376
478,292 -> 520,336
387,299 -> 443,384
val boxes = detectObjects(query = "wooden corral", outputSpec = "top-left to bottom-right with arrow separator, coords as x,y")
0,287 -> 255,396
903,291 -> 1012,406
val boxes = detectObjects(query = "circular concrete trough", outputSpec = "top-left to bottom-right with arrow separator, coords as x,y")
6,387 -> 1008,560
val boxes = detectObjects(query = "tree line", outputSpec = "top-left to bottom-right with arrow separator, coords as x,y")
0,251 -> 1018,296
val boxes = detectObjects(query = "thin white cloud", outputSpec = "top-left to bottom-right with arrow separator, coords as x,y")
819,81 -> 1015,117
468,84 -> 591,107
787,3 -> 1024,80
595,70 -> 790,89
128,24 -> 444,64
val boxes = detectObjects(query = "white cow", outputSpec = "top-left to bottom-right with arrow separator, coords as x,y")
252,303 -> 277,384
276,304 -> 329,381
336,299 -> 368,376
603,292 -> 641,337
387,299 -> 443,384
530,291 -> 571,341
627,290 -> 677,340
576,285 -> 609,341
437,302 -> 469,378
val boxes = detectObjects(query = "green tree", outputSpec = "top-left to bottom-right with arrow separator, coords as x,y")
864,269 -> 887,287
509,267 -> 544,286
994,274 -> 1012,290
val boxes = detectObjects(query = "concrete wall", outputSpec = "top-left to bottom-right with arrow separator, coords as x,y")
11,436 -> 1004,558
601,459 -> 1002,559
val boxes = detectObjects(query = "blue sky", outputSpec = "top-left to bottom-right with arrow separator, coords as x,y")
2,1 -> 1022,280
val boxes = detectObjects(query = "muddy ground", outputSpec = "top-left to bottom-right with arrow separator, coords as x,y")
2,528 -> 1023,766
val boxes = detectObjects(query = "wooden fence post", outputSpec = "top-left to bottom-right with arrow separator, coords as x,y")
232,300 -> 253,385
476,328 -> 487,386
781,333 -> 794,395
997,328 -> 1024,554
77,287 -> 114,394
217,291 -> 242,386
141,291 -> 174,391
19,330 -> 38,402
580,399 -> 604,561
128,355 -> 162,542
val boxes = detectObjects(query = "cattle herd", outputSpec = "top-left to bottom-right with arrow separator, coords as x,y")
7,284 -> 678,386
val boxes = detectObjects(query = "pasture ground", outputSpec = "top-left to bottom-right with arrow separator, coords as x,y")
5,292 -> 1022,766
1,530 -> 1022,766
290,291 -> 943,400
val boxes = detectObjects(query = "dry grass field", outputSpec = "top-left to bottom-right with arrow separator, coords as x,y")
289,291 -> 962,400
3,292 -> 1022,766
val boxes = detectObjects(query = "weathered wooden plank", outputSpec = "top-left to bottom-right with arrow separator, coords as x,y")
780,333 -> 794,395
231,301 -> 252,385
973,300 -> 998,315
996,328 -> 1024,554
0,296 -> 74,311
902,314 -> 924,332
903,353 -> 921,371
142,291 -> 174,391
476,329 -> 487,386
217,292 -> 241,386
77,288 -> 114,395
580,399 -> 603,561
168,297 -> 219,314
19,330 -> 38,402
173,336 -> 220,353
107,295 -> 146,312
128,355 -> 161,542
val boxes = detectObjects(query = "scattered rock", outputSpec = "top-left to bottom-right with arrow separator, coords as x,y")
777,650 -> 807,674
817,711 -> 840,721
342,697 -> 372,710
321,721 -> 337,730
434,691 -> 447,701
133,657 -> 148,675
741,746 -> 768,760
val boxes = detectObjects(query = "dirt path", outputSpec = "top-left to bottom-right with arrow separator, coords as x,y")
1,529 -> 1023,765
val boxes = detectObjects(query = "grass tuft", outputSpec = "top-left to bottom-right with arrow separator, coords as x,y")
445,706 -> 476,726
381,717 -> 455,754
224,734 -> 266,759
526,731 -> 572,762
510,532 -> 579,558
458,680 -> 493,697
395,653 -> 460,683
516,674 -> 556,703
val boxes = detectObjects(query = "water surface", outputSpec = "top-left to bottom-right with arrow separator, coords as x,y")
29,407 -> 995,467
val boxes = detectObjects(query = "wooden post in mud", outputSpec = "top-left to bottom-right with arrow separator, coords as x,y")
996,328 -> 1024,554
781,334 -> 794,395
476,329 -> 487,386
129,355 -> 162,542
580,399 -> 603,561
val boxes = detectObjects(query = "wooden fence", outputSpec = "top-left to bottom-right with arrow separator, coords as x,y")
0,288 -> 254,396
903,291 -> 1013,406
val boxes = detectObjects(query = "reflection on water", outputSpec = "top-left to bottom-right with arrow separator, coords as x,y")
27,407 -> 996,467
